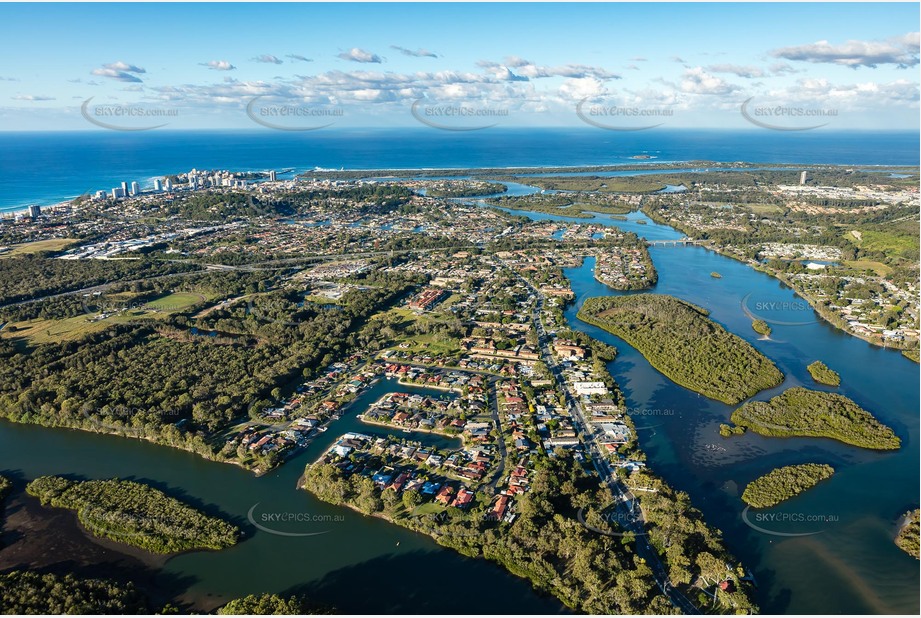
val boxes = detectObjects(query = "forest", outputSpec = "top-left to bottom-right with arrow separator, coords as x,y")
304,450 -> 756,614
728,387 -> 900,450
0,272 -> 417,464
896,509 -> 920,560
0,571 -> 149,614
0,255 -> 200,306
806,360 -> 841,386
217,593 -> 328,615
26,476 -> 240,554
741,464 -> 835,508
577,294 -> 783,404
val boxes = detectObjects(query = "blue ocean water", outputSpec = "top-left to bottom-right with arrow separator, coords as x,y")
0,128 -> 917,212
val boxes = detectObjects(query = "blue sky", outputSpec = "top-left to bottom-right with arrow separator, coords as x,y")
1,2 -> 918,131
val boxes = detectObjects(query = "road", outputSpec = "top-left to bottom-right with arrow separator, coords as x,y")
514,268 -> 700,615
485,380 -> 508,491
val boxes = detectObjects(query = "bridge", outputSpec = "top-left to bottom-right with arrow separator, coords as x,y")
647,238 -> 705,247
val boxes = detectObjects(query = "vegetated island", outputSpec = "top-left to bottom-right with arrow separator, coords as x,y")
710,271 -> 722,279
751,319 -> 772,337
218,593 -> 329,615
577,294 -> 783,404
741,464 -> 835,508
807,360 -> 841,386
0,570 -> 149,614
895,509 -> 920,559
25,476 -> 241,554
727,387 -> 900,450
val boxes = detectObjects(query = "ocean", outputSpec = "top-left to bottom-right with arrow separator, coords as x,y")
0,128 -> 917,213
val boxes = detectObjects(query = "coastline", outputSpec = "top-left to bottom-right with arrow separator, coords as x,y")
4,154 -> 917,216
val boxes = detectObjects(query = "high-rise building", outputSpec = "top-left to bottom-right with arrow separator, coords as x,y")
27,204 -> 41,219
800,170 -> 808,185
153,179 -> 163,192
121,181 -> 129,195
164,178 -> 173,191
268,170 -> 277,182
130,181 -> 140,196
112,187 -> 125,199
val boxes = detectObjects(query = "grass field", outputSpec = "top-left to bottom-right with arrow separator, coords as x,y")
144,292 -> 205,311
1,292 -> 205,344
845,229 -> 919,261
843,260 -> 893,276
1,313 -> 141,344
742,204 -> 786,215
412,502 -> 446,516
374,307 -> 463,356
0,238 -> 79,256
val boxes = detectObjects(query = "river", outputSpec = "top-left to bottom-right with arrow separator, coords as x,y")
0,378 -> 565,614
1,189 -> 918,614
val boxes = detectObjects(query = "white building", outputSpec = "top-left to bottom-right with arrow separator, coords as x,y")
573,381 -> 608,396
153,179 -> 163,192
130,181 -> 140,196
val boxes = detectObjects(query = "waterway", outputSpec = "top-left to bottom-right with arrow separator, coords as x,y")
0,378 -> 564,614
1,187 -> 918,614
540,214 -> 918,614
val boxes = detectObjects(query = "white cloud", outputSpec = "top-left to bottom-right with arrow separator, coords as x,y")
201,60 -> 236,71
91,61 -> 146,83
391,46 -> 438,58
706,64 -> 766,79
337,48 -> 383,63
680,67 -> 740,95
771,33 -> 920,68
558,77 -> 609,100
12,94 -> 55,101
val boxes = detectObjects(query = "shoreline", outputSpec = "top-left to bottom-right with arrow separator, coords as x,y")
357,414 -> 465,444
4,157 -> 917,216
639,208 -> 919,354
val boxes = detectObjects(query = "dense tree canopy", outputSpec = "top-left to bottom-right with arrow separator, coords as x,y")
26,476 -> 240,554
578,294 -> 783,404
